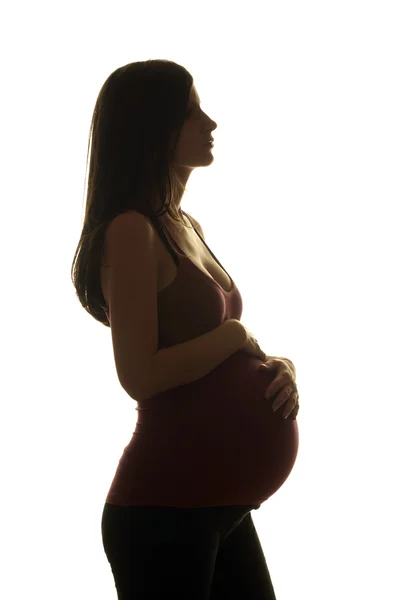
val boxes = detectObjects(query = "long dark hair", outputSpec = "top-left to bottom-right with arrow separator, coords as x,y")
71,59 -> 195,328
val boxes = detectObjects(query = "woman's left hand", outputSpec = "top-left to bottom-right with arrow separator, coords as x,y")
258,358 -> 299,420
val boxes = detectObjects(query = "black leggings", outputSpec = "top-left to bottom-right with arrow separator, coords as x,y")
101,502 -> 277,600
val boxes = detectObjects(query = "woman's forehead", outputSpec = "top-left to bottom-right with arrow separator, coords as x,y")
190,85 -> 201,104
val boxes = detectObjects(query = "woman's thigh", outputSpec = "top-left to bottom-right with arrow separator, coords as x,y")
210,512 -> 277,600
101,503 -> 274,600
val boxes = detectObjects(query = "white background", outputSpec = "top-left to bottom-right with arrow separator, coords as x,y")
2,1 -> 397,599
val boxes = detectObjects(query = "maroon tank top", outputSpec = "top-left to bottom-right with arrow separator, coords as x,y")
102,211 -> 299,508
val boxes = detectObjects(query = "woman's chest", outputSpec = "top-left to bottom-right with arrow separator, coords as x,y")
156,223 -> 232,294
100,215 -> 233,310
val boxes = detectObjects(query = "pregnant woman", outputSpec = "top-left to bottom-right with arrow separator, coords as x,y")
71,59 -> 300,600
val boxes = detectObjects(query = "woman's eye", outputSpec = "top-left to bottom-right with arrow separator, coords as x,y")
186,105 -> 202,119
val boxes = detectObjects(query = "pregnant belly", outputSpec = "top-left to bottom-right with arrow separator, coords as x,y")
135,350 -> 299,504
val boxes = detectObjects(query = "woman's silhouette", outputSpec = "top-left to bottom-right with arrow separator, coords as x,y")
71,59 -> 298,599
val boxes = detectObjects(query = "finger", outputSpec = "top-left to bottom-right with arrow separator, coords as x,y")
289,405 -> 299,420
283,397 -> 297,418
265,376 -> 283,399
266,376 -> 292,400
271,386 -> 294,410
258,362 -> 275,372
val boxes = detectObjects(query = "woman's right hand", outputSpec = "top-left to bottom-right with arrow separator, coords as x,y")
233,320 -> 267,362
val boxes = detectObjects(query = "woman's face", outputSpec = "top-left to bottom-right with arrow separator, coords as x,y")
173,85 -> 217,170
